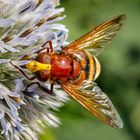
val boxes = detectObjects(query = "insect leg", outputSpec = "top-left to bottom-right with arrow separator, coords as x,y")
37,82 -> 53,95
35,40 -> 53,54
23,82 -> 55,96
50,83 -> 54,94
42,40 -> 53,53
20,41 -> 53,61
10,61 -> 35,80
48,40 -> 53,52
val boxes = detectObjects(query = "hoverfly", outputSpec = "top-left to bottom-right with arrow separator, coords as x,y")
11,15 -> 126,128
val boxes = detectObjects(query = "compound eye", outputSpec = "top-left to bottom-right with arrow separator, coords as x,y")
36,52 -> 50,64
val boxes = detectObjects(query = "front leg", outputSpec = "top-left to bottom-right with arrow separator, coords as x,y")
10,61 -> 35,80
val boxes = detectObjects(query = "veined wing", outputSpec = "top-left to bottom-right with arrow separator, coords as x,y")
64,15 -> 126,56
62,81 -> 123,128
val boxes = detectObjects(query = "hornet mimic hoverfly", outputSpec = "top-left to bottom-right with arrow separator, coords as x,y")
11,15 -> 126,129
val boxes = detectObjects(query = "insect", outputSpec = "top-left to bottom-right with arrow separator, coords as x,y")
11,15 -> 126,128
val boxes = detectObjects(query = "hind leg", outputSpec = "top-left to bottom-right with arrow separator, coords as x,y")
23,82 -> 55,97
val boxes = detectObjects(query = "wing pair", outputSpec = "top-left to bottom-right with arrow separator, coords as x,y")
64,15 -> 126,56
62,81 -> 123,128
62,15 -> 126,128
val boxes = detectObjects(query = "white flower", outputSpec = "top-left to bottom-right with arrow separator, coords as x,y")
0,0 -> 69,139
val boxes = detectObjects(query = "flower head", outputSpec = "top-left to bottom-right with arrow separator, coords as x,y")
0,0 -> 69,139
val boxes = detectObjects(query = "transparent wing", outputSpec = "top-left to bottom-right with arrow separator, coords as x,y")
62,81 -> 123,128
64,15 -> 126,56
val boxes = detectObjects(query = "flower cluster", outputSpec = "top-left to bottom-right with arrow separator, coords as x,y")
0,0 -> 68,139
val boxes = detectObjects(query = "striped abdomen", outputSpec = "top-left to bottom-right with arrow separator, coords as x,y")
70,51 -> 101,85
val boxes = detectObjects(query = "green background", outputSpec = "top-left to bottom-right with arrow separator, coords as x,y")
41,0 -> 140,140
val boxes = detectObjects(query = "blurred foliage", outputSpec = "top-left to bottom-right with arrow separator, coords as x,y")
40,0 -> 140,140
